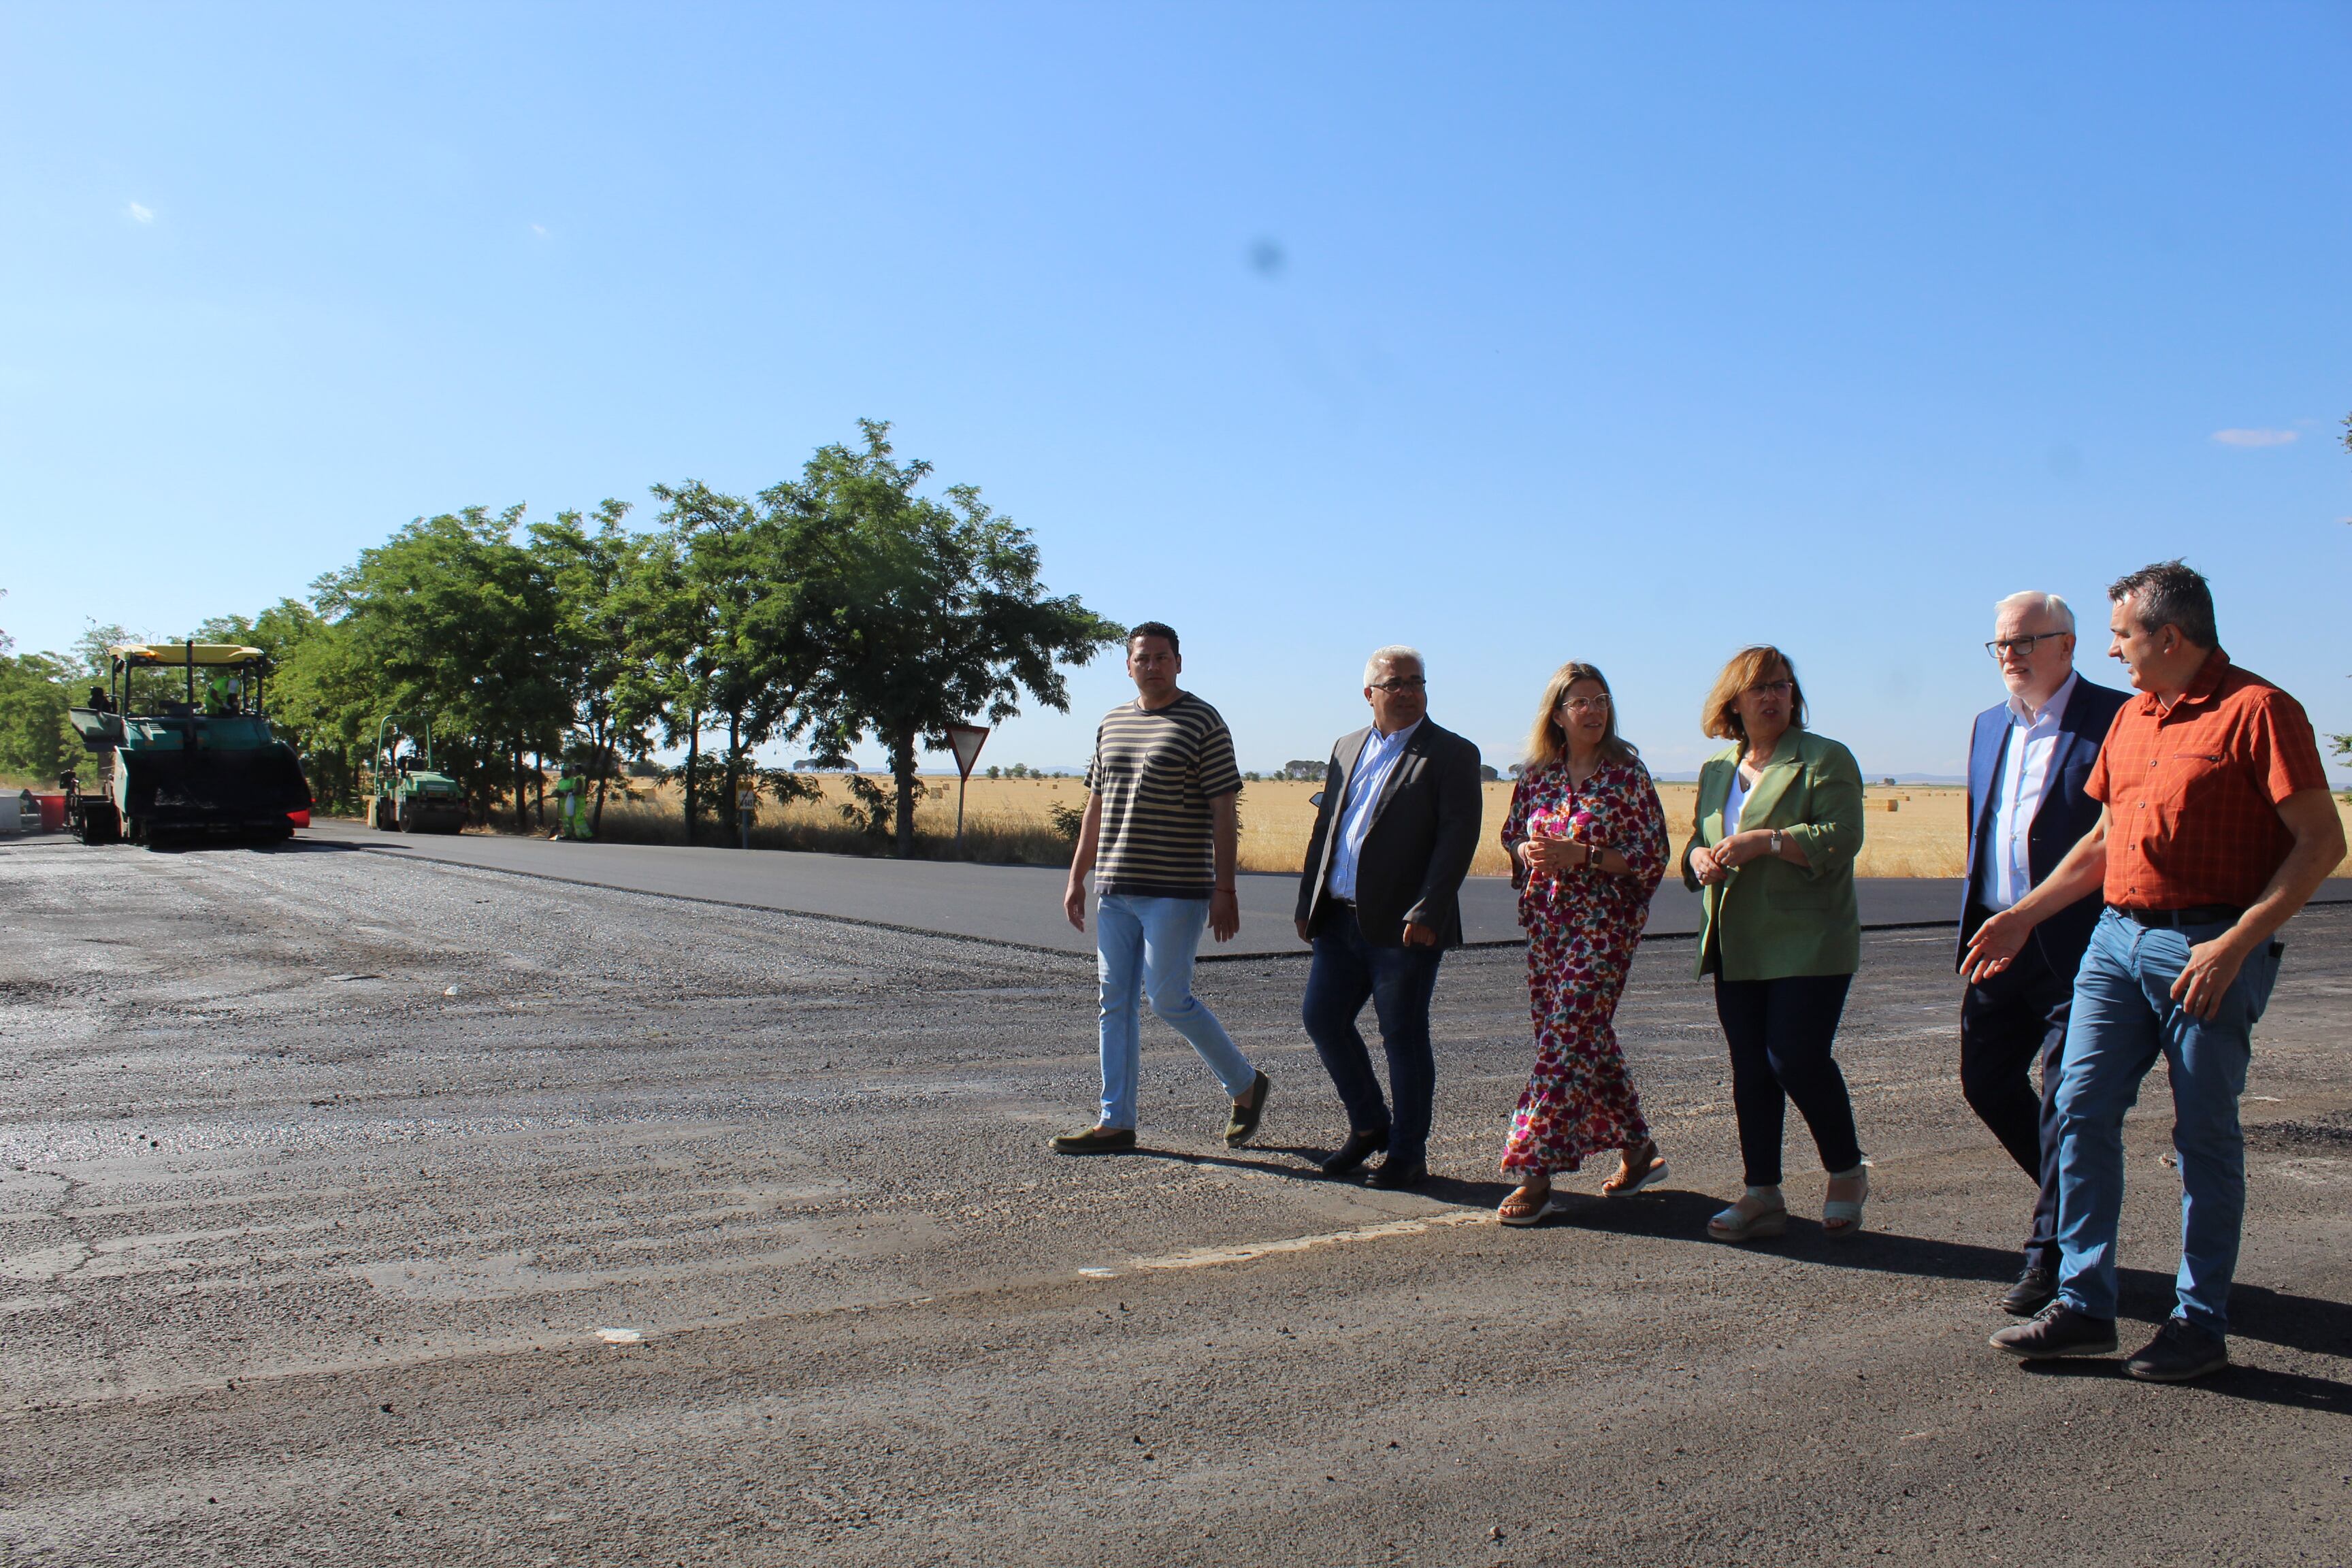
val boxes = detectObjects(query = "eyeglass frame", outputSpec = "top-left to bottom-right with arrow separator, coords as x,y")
1554,694 -> 1611,714
1368,676 -> 1426,692
1984,631 -> 2071,659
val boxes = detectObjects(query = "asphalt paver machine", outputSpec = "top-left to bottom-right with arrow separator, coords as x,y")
367,716 -> 468,834
65,642 -> 312,845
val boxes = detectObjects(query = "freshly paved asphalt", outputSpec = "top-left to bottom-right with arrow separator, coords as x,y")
5,832 -> 2351,1566
303,821 -> 2090,956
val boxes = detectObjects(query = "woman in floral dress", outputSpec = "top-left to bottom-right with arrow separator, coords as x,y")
1497,661 -> 1671,1226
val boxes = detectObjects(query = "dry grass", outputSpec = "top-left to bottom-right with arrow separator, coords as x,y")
578,774 -> 2001,878
586,774 -> 2352,878
574,775 -> 1079,864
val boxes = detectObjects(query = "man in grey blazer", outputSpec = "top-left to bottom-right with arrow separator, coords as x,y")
1294,646 -> 1485,1188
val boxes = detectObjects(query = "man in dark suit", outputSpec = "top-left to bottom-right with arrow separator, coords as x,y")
1294,646 -> 1484,1189
1958,591 -> 2129,1315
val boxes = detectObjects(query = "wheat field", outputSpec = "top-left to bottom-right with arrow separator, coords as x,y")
578,773 -> 1983,877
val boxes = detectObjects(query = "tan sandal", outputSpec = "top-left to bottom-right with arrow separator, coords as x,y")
1602,1141 -> 1669,1197
1497,1181 -> 1561,1228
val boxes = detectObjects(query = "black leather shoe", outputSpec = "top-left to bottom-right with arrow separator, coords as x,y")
1363,1157 -> 1427,1191
1989,1303 -> 2118,1360
1320,1128 -> 1389,1179
2001,1262 -> 2059,1317
1224,1071 -> 1271,1148
2125,1317 -> 2230,1383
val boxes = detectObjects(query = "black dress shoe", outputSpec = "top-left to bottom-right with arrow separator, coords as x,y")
1320,1128 -> 1389,1179
1363,1157 -> 1427,1190
2001,1262 -> 2059,1317
2125,1317 -> 2230,1383
1989,1303 -> 2118,1360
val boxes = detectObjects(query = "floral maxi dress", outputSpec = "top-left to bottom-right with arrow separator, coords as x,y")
1499,754 -> 1670,1175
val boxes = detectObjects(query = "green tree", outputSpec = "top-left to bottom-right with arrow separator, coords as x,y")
645,481 -> 817,846
765,421 -> 1122,856
530,499 -> 654,834
0,646 -> 76,784
316,506 -> 567,830
0,601 -> 86,785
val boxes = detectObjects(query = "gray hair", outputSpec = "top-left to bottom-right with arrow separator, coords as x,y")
1363,645 -> 1424,687
2108,559 -> 2217,649
1994,590 -> 2074,634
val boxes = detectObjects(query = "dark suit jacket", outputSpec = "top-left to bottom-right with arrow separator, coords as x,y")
1957,674 -> 2130,973
1294,718 -> 1484,948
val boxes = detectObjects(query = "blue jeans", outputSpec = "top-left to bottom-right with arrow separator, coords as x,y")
2053,908 -> 2283,1333
1302,909 -> 1443,1166
1095,893 -> 1257,1130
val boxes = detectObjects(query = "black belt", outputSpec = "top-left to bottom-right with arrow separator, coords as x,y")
2110,904 -> 2243,928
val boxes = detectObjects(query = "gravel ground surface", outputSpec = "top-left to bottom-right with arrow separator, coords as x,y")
2,834 -> 2347,1567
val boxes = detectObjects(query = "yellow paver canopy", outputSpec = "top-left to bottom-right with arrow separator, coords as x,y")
109,643 -> 266,667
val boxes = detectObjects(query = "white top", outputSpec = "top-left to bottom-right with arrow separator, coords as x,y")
1330,719 -> 1422,902
1723,763 -> 1750,840
1986,671 -> 2078,911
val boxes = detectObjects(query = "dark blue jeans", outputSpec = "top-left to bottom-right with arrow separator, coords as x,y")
1303,909 -> 1443,1166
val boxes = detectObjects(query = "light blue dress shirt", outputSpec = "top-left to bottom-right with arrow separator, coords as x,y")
1330,719 -> 1421,901
1987,670 -> 2078,910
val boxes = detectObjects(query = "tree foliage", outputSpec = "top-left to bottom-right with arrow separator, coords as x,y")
766,421 -> 1124,853
24,425 -> 1110,848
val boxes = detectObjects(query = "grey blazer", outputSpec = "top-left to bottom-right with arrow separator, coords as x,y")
1294,719 -> 1484,947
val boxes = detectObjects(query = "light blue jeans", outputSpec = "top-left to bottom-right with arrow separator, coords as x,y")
1095,893 -> 1256,1130
2053,907 -> 2282,1333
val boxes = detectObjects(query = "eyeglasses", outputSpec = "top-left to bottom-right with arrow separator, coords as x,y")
1369,677 -> 1426,692
1744,680 -> 1795,698
1985,632 -> 2068,659
1556,696 -> 1610,714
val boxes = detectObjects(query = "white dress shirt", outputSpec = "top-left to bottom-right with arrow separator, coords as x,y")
1330,719 -> 1421,901
1986,671 -> 2078,911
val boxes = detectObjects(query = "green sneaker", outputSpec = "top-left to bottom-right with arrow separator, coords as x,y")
1051,1124 -> 1137,1155
1224,1071 -> 1271,1147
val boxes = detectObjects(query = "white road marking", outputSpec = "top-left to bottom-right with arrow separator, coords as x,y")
1124,1211 -> 1488,1273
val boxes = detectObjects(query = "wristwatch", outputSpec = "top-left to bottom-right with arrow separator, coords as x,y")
1769,830 -> 1784,857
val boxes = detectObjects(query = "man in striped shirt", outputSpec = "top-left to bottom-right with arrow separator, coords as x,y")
1053,623 -> 1272,1154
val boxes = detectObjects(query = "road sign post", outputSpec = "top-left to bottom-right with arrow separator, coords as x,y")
736,780 -> 757,851
943,723 -> 991,858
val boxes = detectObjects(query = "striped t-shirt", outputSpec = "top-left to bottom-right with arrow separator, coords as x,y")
1085,692 -> 1243,899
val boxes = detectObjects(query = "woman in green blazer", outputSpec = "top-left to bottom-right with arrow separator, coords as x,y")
1681,645 -> 1869,1243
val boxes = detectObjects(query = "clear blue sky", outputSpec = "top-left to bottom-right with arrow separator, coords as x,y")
5,3 -> 2348,779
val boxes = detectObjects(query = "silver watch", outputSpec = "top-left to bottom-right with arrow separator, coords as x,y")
1769,830 -> 1784,855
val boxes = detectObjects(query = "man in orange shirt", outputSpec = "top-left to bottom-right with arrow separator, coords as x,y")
1965,561 -> 2342,1380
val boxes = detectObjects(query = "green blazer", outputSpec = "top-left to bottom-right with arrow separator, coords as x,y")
1680,730 -> 1865,981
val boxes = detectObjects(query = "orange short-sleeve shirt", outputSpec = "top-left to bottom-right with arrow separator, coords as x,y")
2085,651 -> 2328,910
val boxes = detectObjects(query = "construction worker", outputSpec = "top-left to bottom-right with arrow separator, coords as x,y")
554,762 -> 590,841
202,673 -> 234,716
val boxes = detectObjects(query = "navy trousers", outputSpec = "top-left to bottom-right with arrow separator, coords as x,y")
1302,907 -> 1443,1166
1959,916 -> 2075,1270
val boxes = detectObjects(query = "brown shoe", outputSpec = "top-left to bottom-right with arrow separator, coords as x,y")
1050,1124 -> 1137,1156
